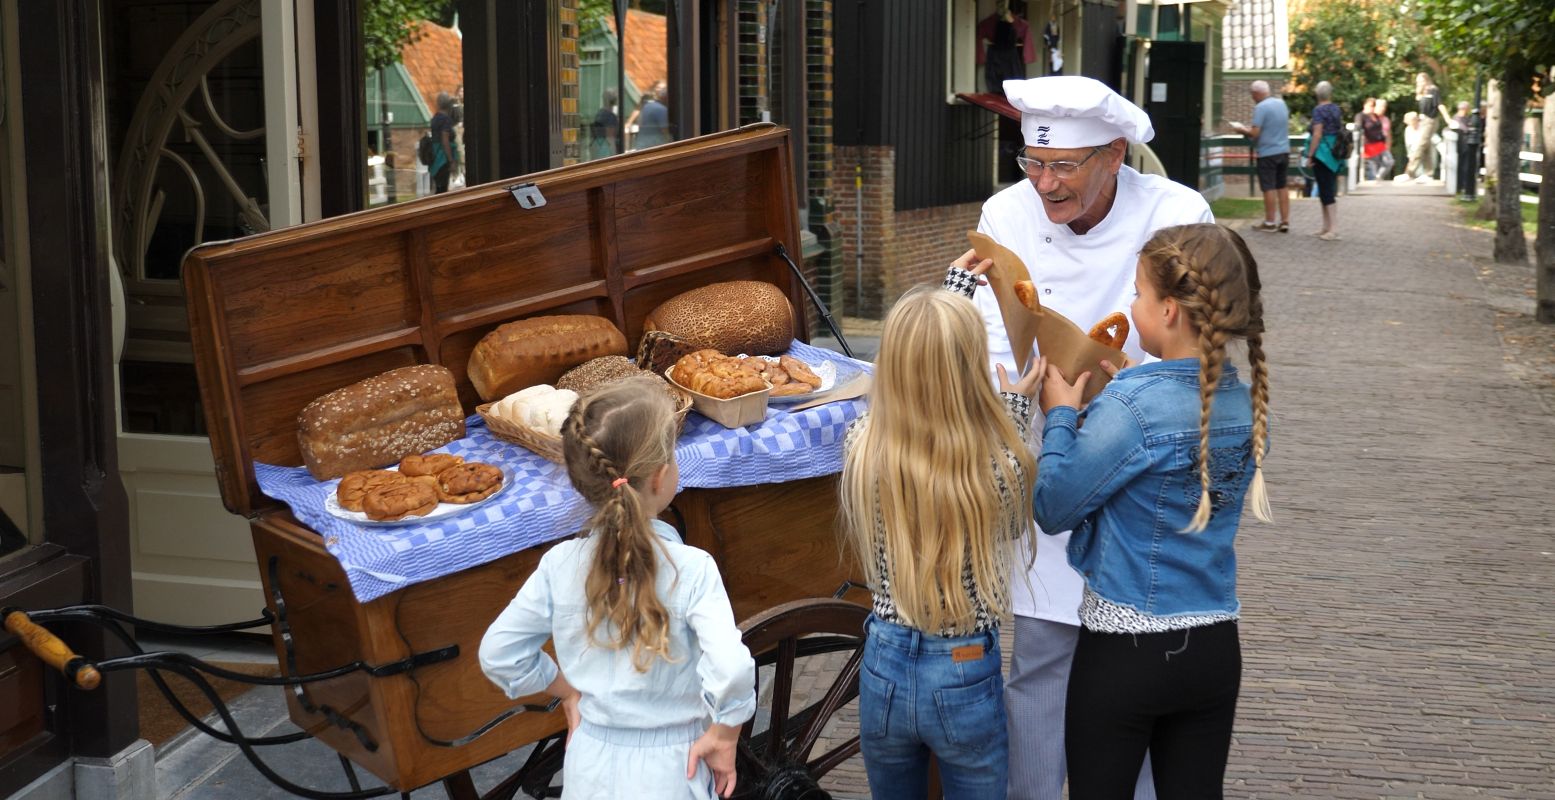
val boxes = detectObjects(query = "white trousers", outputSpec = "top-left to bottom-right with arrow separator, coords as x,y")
562,720 -> 715,799
1006,616 -> 1157,800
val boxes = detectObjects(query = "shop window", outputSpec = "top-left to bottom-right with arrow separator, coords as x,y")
947,0 -> 1059,100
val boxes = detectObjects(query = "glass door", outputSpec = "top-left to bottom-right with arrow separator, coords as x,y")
107,0 -> 314,623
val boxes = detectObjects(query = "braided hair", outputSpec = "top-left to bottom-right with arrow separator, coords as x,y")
560,375 -> 680,671
1139,223 -> 1274,533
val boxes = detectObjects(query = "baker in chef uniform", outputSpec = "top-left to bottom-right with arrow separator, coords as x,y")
955,76 -> 1213,800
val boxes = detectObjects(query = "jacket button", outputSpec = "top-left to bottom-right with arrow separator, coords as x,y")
1045,236 -> 1052,243
1044,288 -> 1052,295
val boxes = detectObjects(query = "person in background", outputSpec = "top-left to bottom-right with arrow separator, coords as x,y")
1357,99 -> 1388,182
1371,98 -> 1395,181
1300,81 -> 1343,240
1451,100 -> 1478,199
1411,73 -> 1448,182
628,81 -> 672,150
591,88 -> 620,161
429,91 -> 458,194
479,378 -> 756,799
1230,80 -> 1291,233
1033,222 -> 1272,800
1400,111 -> 1422,180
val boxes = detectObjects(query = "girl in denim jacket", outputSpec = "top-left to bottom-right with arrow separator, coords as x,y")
479,377 -> 756,799
1034,223 -> 1272,800
840,281 -> 1043,800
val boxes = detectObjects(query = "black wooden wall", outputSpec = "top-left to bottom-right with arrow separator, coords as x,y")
835,0 -> 993,211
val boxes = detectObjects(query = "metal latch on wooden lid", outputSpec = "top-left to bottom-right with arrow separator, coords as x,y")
507,182 -> 547,210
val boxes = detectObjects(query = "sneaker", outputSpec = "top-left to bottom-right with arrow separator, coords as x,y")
1253,221 -> 1279,232
1278,222 -> 1290,233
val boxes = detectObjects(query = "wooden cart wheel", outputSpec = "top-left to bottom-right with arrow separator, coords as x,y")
733,598 -> 869,799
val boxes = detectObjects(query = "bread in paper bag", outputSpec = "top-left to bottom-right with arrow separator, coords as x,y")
967,231 -> 1125,404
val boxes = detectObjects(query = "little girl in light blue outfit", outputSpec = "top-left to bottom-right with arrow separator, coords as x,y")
480,377 -> 755,799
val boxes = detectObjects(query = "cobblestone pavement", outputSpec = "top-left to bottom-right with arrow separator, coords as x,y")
789,191 -> 1555,799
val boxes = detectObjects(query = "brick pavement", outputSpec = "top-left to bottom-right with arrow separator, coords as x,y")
788,191 -> 1555,798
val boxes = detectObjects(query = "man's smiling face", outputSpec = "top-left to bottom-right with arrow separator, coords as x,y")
1021,140 -> 1126,226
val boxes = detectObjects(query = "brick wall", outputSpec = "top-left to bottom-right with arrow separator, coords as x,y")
805,0 -> 840,332
832,146 -> 894,319
737,1 -> 767,125
888,203 -> 982,303
560,0 -> 581,165
832,145 -> 985,320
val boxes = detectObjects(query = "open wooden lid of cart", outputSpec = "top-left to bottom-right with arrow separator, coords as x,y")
184,125 -> 810,519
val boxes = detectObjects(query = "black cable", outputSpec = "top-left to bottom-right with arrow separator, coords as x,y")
94,656 -> 396,800
774,242 -> 854,359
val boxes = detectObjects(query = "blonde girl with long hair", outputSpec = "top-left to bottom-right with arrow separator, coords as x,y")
840,267 -> 1044,799
479,377 -> 756,799
1032,223 -> 1272,800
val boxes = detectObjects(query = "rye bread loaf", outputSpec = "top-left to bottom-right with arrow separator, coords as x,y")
636,330 -> 703,376
296,365 -> 466,481
642,281 -> 795,356
467,315 -> 628,402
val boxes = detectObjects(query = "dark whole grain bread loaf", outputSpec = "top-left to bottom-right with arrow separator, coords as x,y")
296,364 -> 465,480
467,315 -> 628,402
642,281 -> 795,356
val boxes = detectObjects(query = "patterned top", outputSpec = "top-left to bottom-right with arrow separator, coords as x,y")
841,265 -> 1034,636
1079,588 -> 1239,634
1310,102 -> 1342,139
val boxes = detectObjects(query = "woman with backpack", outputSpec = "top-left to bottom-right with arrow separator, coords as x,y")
1301,80 -> 1345,241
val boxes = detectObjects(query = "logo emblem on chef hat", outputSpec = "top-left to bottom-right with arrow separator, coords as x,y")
1036,126 -> 1052,146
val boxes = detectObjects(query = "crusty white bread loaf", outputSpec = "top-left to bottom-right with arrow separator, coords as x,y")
296,365 -> 465,480
642,281 -> 795,356
467,315 -> 628,402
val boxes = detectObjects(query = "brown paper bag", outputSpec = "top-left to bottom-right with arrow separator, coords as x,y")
968,231 -> 1125,404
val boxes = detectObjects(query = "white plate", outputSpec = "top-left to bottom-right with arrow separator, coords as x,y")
762,357 -> 860,404
324,467 -> 513,527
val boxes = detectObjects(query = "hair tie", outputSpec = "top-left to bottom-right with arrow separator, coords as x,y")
611,477 -> 629,489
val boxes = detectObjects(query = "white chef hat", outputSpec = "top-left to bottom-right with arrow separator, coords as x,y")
1002,76 -> 1155,149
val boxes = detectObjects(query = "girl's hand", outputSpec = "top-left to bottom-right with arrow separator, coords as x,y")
688,723 -> 740,798
1039,363 -> 1091,414
1098,355 -> 1134,377
560,691 -> 581,746
953,248 -> 994,285
997,355 -> 1047,398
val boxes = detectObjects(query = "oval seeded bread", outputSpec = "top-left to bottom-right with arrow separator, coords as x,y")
556,356 -> 642,396
642,281 -> 795,356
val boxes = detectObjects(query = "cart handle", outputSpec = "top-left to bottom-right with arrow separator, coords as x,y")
2,607 -> 101,690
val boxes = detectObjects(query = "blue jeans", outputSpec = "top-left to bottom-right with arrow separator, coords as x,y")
859,615 -> 1008,799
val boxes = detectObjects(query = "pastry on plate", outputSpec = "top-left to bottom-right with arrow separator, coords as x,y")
362,479 -> 439,521
399,453 -> 465,477
337,470 -> 405,512
435,462 -> 504,504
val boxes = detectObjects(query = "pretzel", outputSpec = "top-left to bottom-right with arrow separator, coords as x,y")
1013,280 -> 1040,312
1087,312 -> 1130,350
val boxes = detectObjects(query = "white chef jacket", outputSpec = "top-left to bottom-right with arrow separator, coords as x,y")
973,166 -> 1213,624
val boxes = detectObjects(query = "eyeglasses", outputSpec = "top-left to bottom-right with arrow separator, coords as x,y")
1015,147 -> 1106,178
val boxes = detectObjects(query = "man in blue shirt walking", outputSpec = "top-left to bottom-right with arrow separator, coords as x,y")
1231,80 -> 1291,232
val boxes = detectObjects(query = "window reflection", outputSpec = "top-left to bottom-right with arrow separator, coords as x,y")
580,5 -> 675,161
364,6 -> 463,204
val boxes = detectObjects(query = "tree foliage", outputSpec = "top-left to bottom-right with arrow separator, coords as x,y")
362,0 -> 456,71
1411,0 -> 1555,78
1288,0 -> 1437,119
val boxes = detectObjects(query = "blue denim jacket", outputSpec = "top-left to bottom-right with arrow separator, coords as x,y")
1033,359 -> 1259,619
478,520 -> 757,731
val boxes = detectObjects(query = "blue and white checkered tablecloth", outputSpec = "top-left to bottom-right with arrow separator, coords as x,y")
254,342 -> 869,603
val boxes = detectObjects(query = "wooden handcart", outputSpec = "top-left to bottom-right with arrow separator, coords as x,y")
0,125 -> 879,800
165,125 -> 870,798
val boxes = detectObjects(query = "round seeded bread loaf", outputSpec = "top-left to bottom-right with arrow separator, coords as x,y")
642,281 -> 795,356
